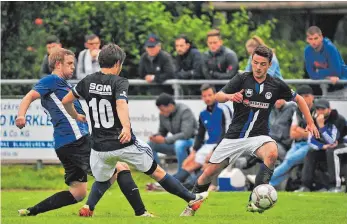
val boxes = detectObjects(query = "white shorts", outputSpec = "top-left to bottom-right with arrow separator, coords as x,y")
195,144 -> 217,165
90,139 -> 154,182
209,135 -> 276,165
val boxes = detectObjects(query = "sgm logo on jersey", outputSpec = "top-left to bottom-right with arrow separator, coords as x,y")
265,92 -> 272,99
245,89 -> 253,97
89,83 -> 112,95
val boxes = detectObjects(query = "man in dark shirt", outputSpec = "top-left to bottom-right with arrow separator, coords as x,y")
139,33 -> 175,95
180,45 -> 320,216
63,43 -> 208,216
201,29 -> 239,80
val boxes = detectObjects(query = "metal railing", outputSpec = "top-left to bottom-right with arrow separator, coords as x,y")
2,79 -> 347,98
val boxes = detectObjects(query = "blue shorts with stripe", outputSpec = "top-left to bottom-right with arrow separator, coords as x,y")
90,139 -> 154,182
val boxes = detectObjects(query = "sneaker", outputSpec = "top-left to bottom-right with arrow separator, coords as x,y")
246,175 -> 256,185
294,186 -> 310,192
79,205 -> 94,217
146,182 -> 165,192
18,209 -> 31,216
180,192 -> 209,217
246,201 -> 264,214
138,211 -> 155,217
328,187 -> 343,193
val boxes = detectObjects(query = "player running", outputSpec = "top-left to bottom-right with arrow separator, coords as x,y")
180,45 -> 320,216
62,43 -> 208,216
16,48 -> 152,217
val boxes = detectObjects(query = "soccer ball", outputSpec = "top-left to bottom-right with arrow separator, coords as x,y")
251,184 -> 277,210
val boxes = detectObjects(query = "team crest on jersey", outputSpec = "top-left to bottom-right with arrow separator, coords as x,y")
156,66 -> 161,71
265,92 -> 272,99
245,89 -> 253,97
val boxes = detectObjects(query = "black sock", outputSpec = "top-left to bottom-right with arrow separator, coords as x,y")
28,191 -> 77,216
255,163 -> 274,187
86,180 -> 112,211
173,169 -> 191,183
158,173 -> 196,202
192,182 -> 210,194
117,170 -> 146,216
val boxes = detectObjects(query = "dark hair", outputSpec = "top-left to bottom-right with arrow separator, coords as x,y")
252,45 -> 273,63
46,35 -> 60,44
98,44 -> 126,68
200,83 -> 216,93
48,48 -> 75,71
85,33 -> 99,42
176,34 -> 191,44
306,26 -> 322,36
156,93 -> 175,107
207,29 -> 222,39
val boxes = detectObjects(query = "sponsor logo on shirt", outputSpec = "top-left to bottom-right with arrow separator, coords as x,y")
89,83 -> 112,95
242,100 -> 270,109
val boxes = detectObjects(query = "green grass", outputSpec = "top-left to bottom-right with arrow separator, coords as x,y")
2,165 -> 347,224
2,190 -> 347,224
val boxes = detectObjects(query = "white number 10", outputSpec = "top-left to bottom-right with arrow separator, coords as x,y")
89,98 -> 114,128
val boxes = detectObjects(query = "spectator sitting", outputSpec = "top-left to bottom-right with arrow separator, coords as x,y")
269,99 -> 297,161
201,29 -> 239,80
139,33 -> 175,95
304,26 -> 347,97
269,85 -> 315,188
148,93 -> 197,174
173,84 -> 232,188
244,36 -> 282,79
295,99 -> 346,192
76,34 -> 101,79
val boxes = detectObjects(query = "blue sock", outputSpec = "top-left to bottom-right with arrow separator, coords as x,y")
86,180 -> 111,211
158,173 -> 196,202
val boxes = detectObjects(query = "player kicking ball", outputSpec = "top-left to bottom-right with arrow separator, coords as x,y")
180,45 -> 320,216
62,43 -> 208,217
16,48 -> 153,217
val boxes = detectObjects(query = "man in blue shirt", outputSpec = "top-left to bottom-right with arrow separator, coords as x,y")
16,48 -> 150,217
304,26 -> 347,97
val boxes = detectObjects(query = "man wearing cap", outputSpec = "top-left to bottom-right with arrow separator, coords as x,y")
269,85 -> 316,187
296,98 -> 346,192
139,33 -> 175,95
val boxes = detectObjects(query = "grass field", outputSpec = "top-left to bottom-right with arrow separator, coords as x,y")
1,165 -> 347,224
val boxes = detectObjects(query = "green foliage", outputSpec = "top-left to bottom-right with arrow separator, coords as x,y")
2,2 -> 326,96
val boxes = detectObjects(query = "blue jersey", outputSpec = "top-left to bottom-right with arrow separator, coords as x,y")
33,75 -> 89,149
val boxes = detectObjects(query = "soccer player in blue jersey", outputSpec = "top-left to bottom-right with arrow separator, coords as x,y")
180,45 -> 321,216
16,48 -> 151,217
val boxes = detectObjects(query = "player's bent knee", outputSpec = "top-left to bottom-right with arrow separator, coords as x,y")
70,183 -> 88,202
116,162 -> 130,172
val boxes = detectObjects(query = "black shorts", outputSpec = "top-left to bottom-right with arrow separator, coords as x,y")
56,135 -> 92,186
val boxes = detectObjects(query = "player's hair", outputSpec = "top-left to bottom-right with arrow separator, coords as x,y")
48,48 -> 75,71
156,93 -> 175,107
207,29 -> 222,39
98,43 -> 126,68
252,45 -> 273,63
85,33 -> 99,42
200,83 -> 216,93
176,34 -> 195,49
306,26 -> 322,36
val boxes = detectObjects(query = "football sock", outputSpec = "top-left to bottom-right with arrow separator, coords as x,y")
117,170 -> 146,216
158,173 -> 196,202
192,182 -> 210,194
28,191 -> 77,216
86,180 -> 112,211
255,163 -> 274,187
173,169 -> 191,183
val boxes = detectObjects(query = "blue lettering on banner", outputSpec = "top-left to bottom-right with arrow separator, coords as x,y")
0,115 -> 6,125
7,115 -> 52,126
0,141 -> 55,148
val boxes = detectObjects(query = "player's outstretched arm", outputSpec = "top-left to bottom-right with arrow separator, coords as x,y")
116,99 -> 131,144
294,94 -> 320,139
16,90 -> 41,129
62,91 -> 86,122
216,89 -> 244,103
